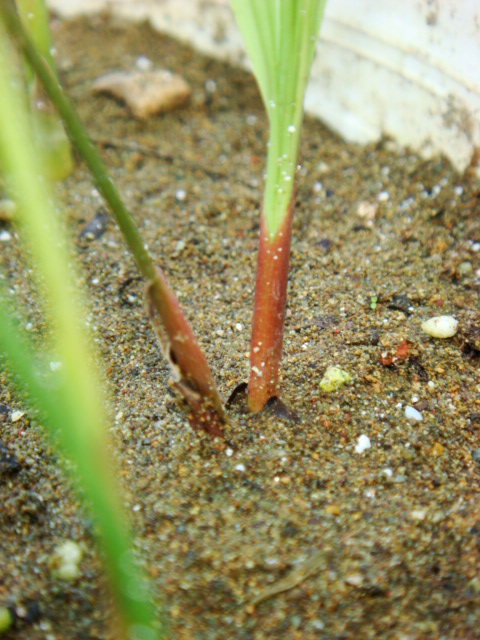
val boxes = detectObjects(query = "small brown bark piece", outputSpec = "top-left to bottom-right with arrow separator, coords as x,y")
92,69 -> 191,119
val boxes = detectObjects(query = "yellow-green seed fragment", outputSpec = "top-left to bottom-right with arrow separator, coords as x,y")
319,366 -> 351,392
0,606 -> 12,633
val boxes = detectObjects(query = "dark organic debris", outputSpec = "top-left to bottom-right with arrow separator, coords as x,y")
312,314 -> 337,331
78,210 -> 109,242
251,549 -> 326,605
118,276 -> 142,306
226,382 -> 248,408
0,444 -> 20,475
387,295 -> 412,315
264,397 -> 300,423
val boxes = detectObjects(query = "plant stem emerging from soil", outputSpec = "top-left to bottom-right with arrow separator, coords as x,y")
248,193 -> 294,412
230,0 -> 326,411
1,1 -> 226,435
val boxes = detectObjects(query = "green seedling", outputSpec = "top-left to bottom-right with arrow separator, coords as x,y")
15,0 -> 73,180
0,15 -> 163,639
1,0 -> 328,430
230,0 -> 327,412
0,2 -> 330,633
1,1 -> 227,437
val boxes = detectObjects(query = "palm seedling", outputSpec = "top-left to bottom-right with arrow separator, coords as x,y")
230,0 -> 327,412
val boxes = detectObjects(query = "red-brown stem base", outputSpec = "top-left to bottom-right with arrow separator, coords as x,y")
147,269 -> 226,437
248,195 -> 294,413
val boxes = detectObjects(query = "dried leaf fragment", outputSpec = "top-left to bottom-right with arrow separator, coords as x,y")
251,549 -> 326,605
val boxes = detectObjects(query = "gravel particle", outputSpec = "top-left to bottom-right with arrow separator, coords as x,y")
421,315 -> 458,338
49,540 -> 83,580
345,574 -> 364,587
410,509 -> 427,521
431,442 -> 445,457
405,405 -> 422,421
319,366 -> 351,392
135,55 -> 153,71
355,434 -> 371,453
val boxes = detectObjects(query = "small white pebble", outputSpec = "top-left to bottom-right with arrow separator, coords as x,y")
0,230 -> 12,242
405,405 -> 422,421
421,315 -> 458,338
265,557 -> 279,566
377,190 -> 390,202
135,55 -> 153,71
454,185 -> 464,196
345,574 -> 364,587
246,114 -> 257,126
205,78 -> 216,93
382,468 -> 393,477
175,189 -> 186,201
355,434 -> 371,454
357,201 -> 378,219
235,322 -> 244,332
175,239 -> 186,252
49,540 -> 83,580
410,509 -> 427,521
234,463 -> 246,472
428,380 -> 435,389
312,619 -> 325,631
11,410 -> 25,422
226,448 -> 233,457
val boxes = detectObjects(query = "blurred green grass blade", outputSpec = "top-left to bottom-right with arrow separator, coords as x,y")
14,0 -> 73,180
230,0 -> 327,237
15,0 -> 56,84
0,16 -> 162,640
0,291 -> 58,425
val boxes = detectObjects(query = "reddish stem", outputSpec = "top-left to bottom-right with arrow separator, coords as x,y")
248,193 -> 294,413
147,269 -> 226,437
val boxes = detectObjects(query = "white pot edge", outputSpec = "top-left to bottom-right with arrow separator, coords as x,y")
47,0 -> 480,174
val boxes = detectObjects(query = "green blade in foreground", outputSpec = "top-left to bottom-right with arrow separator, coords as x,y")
0,16 -> 162,640
230,0 -> 326,238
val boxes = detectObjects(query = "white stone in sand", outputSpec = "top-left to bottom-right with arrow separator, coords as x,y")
421,315 -> 458,338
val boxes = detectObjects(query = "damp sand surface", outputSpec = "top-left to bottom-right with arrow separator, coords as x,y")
1,15 -> 480,640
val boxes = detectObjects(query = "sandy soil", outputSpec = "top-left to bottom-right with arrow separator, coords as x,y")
1,15 -> 480,640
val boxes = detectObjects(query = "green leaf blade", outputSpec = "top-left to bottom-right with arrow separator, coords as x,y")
231,0 -> 327,238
